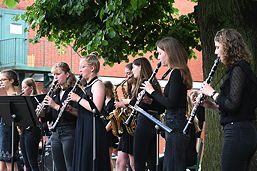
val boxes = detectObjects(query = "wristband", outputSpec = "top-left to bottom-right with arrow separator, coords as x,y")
210,91 -> 217,99
77,97 -> 82,103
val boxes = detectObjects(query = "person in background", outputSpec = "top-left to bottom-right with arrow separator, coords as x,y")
143,37 -> 193,171
200,28 -> 257,171
20,78 -> 41,171
103,81 -> 119,171
185,95 -> 201,169
0,69 -> 20,171
115,63 -> 135,171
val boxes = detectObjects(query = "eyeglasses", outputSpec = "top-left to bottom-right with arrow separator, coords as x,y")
0,79 -> 9,82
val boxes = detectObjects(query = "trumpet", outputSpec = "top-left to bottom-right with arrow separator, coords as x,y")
49,75 -> 82,131
125,62 -> 161,126
36,80 -> 58,117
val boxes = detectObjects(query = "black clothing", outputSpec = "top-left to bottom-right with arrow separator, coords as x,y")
45,88 -> 77,171
216,61 -> 256,125
72,77 -> 111,171
46,88 -> 77,127
102,98 -> 119,148
117,130 -> 134,154
20,127 -> 41,171
131,87 -> 165,171
215,61 -> 257,171
51,125 -> 75,171
195,106 -> 205,138
151,69 -> 189,171
222,121 -> 256,171
151,69 -> 187,110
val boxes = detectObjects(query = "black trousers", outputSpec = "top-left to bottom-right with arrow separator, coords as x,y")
51,125 -> 75,171
134,114 -> 157,171
20,127 -> 41,171
163,112 -> 189,171
222,121 -> 257,171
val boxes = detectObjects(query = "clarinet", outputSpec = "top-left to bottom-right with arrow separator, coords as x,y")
183,58 -> 220,135
36,80 -> 58,117
50,75 -> 83,131
125,62 -> 162,126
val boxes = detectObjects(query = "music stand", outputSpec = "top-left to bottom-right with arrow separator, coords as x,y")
0,96 -> 39,171
84,95 -> 100,171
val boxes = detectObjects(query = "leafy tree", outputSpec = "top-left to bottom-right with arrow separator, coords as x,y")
18,0 -> 200,65
2,0 -> 19,8
194,0 -> 257,170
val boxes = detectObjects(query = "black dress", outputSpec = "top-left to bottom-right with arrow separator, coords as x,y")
72,77 -> 111,171
102,98 -> 119,148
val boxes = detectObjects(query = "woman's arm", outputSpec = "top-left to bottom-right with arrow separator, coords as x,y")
216,66 -> 246,113
145,69 -> 183,109
78,81 -> 105,113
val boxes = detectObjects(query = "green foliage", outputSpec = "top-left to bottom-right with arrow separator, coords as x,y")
2,0 -> 19,8
19,0 -> 200,65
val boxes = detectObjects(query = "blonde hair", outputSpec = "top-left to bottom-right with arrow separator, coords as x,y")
186,95 -> 201,133
81,52 -> 100,74
22,78 -> 38,95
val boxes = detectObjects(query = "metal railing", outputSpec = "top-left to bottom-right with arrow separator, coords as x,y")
0,38 -> 80,72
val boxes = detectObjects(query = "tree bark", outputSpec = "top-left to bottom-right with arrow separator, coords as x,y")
194,0 -> 257,170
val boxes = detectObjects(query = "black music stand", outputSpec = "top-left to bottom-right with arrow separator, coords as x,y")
84,95 -> 101,171
0,96 -> 39,171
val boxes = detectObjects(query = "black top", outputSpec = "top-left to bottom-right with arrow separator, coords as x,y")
102,98 -> 115,125
45,87 -> 77,127
151,69 -> 187,111
216,61 -> 256,125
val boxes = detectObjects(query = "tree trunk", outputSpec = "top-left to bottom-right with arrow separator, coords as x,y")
194,0 -> 257,170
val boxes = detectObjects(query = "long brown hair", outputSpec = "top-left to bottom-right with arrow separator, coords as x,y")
214,28 -> 251,66
104,81 -> 114,99
156,37 -> 192,89
132,57 -> 162,98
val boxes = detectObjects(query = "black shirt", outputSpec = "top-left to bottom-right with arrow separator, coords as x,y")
151,69 -> 187,110
216,61 -> 256,125
45,88 -> 77,127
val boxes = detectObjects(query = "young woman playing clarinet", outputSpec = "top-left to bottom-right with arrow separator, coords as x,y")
0,69 -> 20,171
143,37 -> 193,171
200,28 -> 257,171
20,78 -> 41,171
68,52 -> 111,171
37,62 -> 77,171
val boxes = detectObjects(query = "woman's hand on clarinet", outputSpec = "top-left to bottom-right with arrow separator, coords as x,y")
200,83 -> 215,96
68,92 -> 81,102
43,96 -> 59,111
141,81 -> 155,94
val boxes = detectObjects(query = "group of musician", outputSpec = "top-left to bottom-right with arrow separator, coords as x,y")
0,28 -> 256,171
